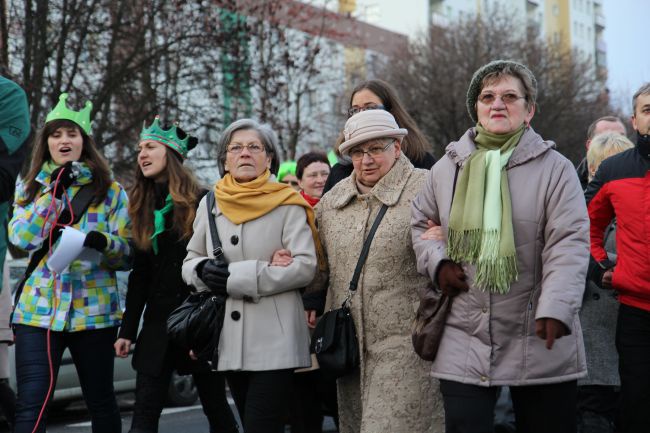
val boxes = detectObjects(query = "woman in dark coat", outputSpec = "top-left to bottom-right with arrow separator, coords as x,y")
114,117 -> 237,433
323,79 -> 435,194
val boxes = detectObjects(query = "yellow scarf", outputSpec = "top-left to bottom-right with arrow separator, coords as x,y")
215,170 -> 326,271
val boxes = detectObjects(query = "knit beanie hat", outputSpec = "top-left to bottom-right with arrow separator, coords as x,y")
466,60 -> 537,123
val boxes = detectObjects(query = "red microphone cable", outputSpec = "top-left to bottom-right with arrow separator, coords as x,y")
30,168 -> 77,433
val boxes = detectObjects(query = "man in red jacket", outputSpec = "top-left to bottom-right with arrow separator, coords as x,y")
585,82 -> 650,433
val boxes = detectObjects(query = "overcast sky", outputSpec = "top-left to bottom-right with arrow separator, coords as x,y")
356,0 -> 650,115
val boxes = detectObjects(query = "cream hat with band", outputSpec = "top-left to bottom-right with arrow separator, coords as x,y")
339,110 -> 408,156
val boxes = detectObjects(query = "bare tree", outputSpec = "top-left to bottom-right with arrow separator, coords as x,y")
382,11 -> 613,163
3,0 -> 339,180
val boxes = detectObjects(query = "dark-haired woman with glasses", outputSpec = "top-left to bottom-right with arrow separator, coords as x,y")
323,79 -> 436,194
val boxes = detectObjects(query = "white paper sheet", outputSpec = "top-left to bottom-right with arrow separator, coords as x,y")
46,227 -> 100,273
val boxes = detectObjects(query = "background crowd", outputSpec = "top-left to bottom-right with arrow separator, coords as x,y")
0,58 -> 648,433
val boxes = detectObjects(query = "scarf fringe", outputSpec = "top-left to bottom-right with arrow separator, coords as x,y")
448,228 -> 482,262
475,254 -> 518,294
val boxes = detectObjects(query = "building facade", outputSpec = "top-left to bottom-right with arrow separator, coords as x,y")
429,0 -> 607,80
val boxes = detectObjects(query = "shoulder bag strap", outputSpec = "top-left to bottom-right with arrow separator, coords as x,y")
451,164 -> 460,208
205,191 -> 224,259
348,204 -> 389,292
14,184 -> 95,303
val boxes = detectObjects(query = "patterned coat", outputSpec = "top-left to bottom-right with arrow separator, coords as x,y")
9,162 -> 131,331
313,154 -> 444,433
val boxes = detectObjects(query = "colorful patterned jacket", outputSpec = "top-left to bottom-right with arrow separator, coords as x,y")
9,162 -> 131,331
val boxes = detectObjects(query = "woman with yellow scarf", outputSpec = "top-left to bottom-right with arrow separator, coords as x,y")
182,119 -> 321,433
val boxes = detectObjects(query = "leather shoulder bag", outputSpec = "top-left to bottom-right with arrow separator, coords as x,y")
310,204 -> 388,378
167,192 -> 226,365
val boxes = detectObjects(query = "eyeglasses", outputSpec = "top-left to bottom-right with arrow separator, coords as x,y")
477,92 -> 526,105
347,104 -> 385,118
349,140 -> 394,161
227,143 -> 266,154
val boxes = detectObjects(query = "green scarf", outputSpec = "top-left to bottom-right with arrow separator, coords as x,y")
447,124 -> 524,293
150,193 -> 173,255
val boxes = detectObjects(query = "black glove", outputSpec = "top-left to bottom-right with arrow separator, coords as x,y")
197,259 -> 229,296
436,260 -> 469,297
51,161 -> 76,198
83,231 -> 108,252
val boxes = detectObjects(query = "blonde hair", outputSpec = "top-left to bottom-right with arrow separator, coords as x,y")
587,132 -> 634,181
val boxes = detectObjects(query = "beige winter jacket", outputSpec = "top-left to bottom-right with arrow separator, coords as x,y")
182,191 -> 316,372
314,154 -> 444,433
411,127 -> 589,387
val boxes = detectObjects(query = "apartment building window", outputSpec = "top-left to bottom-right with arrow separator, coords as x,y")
553,4 -> 559,16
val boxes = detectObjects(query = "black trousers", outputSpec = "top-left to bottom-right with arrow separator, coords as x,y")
14,325 -> 121,433
225,369 -> 293,433
130,367 -> 237,433
576,385 -> 618,433
616,303 -> 650,433
440,379 -> 577,433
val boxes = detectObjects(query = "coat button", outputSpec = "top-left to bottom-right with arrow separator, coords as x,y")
231,311 -> 241,321
592,293 -> 600,300
480,375 -> 488,382
231,235 -> 239,245
482,306 -> 488,313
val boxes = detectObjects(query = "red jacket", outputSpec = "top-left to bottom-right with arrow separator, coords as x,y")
586,145 -> 650,312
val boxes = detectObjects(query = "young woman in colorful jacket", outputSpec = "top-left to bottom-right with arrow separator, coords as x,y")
9,94 -> 130,433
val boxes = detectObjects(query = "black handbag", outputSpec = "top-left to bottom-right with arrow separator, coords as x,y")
167,192 -> 226,365
310,204 -> 388,378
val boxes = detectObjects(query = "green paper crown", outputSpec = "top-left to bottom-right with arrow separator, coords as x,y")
140,116 -> 190,158
45,93 -> 93,135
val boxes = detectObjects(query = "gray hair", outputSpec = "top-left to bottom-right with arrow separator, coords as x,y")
632,82 -> 650,115
216,118 -> 281,177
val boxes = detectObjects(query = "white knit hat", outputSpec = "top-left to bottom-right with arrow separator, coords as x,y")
339,110 -> 408,156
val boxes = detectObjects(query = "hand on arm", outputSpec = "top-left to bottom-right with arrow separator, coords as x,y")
420,220 -> 445,241
270,249 -> 293,266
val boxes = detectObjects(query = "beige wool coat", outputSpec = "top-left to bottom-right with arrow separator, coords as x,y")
314,154 -> 444,433
411,127 -> 589,387
182,191 -> 316,372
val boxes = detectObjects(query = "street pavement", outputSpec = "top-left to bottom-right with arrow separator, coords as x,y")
3,393 -> 338,432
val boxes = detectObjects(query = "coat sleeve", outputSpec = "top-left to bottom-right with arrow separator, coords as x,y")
411,164 -> 450,288
97,183 -> 132,270
585,163 -> 614,265
119,248 -> 149,341
226,205 -> 317,302
302,202 -> 329,315
8,180 -> 59,251
536,157 -> 590,332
